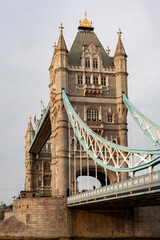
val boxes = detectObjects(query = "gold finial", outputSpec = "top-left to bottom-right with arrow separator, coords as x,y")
117,28 -> 122,37
59,23 -> 64,33
29,115 -> 32,122
79,12 -> 93,28
106,46 -> 110,56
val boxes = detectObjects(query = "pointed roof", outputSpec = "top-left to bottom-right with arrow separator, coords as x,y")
26,116 -> 33,133
114,28 -> 127,57
68,30 -> 114,67
57,23 -> 68,51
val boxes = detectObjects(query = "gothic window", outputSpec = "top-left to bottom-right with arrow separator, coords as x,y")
48,144 -> 51,150
85,76 -> 90,85
101,77 -> 106,86
87,109 -> 99,122
44,162 -> 50,171
35,165 -> 39,171
107,113 -> 113,123
93,76 -> 98,85
38,181 -> 42,187
85,58 -> 90,68
78,75 -> 83,85
93,58 -> 98,68
77,141 -> 80,150
44,178 -> 51,186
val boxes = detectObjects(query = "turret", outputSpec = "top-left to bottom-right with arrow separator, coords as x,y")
49,24 -> 69,196
114,28 -> 128,97
25,117 -> 34,191
114,29 -> 128,181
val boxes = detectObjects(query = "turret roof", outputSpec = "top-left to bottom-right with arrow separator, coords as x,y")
68,30 -> 114,67
114,28 -> 127,57
57,23 -> 68,51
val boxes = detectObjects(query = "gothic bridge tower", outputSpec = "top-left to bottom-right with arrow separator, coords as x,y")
49,13 -> 128,197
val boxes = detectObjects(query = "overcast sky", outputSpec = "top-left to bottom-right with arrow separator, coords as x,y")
0,0 -> 160,205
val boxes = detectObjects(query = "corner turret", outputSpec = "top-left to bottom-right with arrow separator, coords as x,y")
25,117 -> 34,191
49,24 -> 69,196
114,29 -> 128,181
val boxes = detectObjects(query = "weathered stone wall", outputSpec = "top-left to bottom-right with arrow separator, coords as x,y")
135,206 -> 160,239
4,211 -> 14,220
0,197 -> 160,239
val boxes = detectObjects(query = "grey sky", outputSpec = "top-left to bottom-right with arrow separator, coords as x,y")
0,0 -> 160,204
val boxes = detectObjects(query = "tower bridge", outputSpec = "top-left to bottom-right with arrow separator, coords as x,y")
0,13 -> 160,240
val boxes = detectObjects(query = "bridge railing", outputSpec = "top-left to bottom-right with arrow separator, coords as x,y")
67,171 -> 160,205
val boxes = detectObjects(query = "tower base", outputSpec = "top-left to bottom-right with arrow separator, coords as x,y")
0,197 -> 160,239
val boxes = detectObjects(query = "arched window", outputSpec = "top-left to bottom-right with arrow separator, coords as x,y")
101,77 -> 106,86
44,162 -> 50,171
85,76 -> 90,85
77,141 -> 80,150
35,165 -> 39,171
44,177 -> 51,186
107,113 -> 113,123
87,109 -> 99,122
85,58 -> 90,68
93,76 -> 98,85
78,75 -> 83,85
93,58 -> 98,68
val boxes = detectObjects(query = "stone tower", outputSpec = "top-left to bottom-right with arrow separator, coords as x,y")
49,13 -> 128,197
25,117 -> 34,191
49,23 -> 69,196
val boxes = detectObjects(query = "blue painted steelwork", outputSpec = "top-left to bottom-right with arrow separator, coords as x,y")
67,171 -> 160,206
123,93 -> 160,146
62,90 -> 160,172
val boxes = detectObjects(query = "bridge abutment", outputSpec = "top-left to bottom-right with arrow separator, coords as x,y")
0,197 -> 160,239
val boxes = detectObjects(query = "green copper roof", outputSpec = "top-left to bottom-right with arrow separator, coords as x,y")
68,30 -> 114,67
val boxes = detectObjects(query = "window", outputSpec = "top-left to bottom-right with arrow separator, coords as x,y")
48,144 -> 51,150
107,113 -> 113,123
87,109 -> 99,122
93,76 -> 98,85
44,162 -> 50,171
85,76 -> 90,85
77,141 -> 80,150
93,58 -> 98,68
78,75 -> 83,85
38,181 -> 42,187
85,58 -> 90,68
101,77 -> 106,86
44,178 -> 51,186
35,165 -> 39,171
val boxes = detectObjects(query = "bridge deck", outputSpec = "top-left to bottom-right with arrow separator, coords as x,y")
29,104 -> 51,154
67,171 -> 160,209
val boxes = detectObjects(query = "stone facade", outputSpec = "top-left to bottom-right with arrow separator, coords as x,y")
1,198 -> 160,239
25,119 -> 52,196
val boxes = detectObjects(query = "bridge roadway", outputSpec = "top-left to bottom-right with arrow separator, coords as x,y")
67,171 -> 160,209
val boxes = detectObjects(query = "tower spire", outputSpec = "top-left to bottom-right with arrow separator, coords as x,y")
27,116 -> 33,133
57,23 -> 68,51
114,28 -> 127,57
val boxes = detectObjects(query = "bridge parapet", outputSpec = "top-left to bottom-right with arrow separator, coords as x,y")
67,171 -> 160,207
